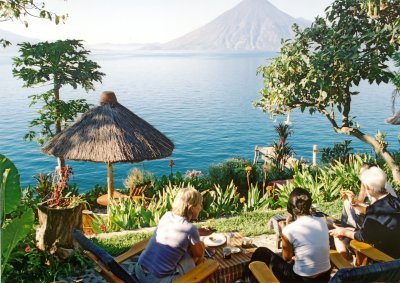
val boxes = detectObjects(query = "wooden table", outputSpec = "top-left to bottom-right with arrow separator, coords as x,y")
204,232 -> 255,283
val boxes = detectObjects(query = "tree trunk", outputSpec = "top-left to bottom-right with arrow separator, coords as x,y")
36,202 -> 83,253
54,86 -> 65,168
334,126 -> 400,185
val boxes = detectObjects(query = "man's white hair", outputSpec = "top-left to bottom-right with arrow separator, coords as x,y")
359,166 -> 387,194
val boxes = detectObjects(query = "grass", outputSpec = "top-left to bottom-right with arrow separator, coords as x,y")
316,200 -> 343,220
200,210 -> 285,236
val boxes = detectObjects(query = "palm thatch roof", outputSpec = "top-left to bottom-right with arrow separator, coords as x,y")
42,91 -> 174,162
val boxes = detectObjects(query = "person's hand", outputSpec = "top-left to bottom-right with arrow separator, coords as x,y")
340,189 -> 356,203
329,224 -> 346,239
193,256 -> 205,265
198,226 -> 215,236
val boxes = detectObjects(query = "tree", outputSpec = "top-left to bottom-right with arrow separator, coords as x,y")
12,39 -> 105,167
255,0 -> 400,183
0,0 -> 67,47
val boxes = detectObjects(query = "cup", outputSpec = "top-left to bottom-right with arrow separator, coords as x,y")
241,237 -> 253,248
223,247 -> 231,259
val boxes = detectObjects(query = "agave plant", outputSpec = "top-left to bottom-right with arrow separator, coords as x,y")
243,184 -> 272,212
207,181 -> 240,217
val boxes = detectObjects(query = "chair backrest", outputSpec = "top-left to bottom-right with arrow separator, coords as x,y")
329,258 -> 400,283
73,229 -> 139,283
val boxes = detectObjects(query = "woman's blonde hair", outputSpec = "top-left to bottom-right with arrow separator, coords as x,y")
172,187 -> 202,220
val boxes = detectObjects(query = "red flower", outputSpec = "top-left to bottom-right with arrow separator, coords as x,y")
25,246 -> 31,253
100,224 -> 107,233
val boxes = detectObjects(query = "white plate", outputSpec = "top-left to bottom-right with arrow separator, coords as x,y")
203,234 -> 226,247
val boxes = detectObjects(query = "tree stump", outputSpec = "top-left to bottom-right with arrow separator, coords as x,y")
36,203 -> 83,253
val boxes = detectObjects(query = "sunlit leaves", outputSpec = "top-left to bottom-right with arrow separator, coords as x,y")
255,0 -> 399,129
12,40 -> 105,145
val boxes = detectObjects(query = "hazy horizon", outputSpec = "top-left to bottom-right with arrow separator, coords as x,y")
1,0 -> 333,45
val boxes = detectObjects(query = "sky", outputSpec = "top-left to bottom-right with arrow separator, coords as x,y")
1,0 -> 334,44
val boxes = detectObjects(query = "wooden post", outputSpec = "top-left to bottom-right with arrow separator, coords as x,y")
107,162 -> 114,203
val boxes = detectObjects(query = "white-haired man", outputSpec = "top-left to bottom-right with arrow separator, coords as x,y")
330,166 -> 400,260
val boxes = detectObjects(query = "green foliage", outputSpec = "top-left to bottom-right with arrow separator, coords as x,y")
84,184 -> 107,211
93,232 -> 152,256
208,157 -> 260,196
151,171 -> 185,195
32,172 -> 52,200
242,184 -> 272,212
0,0 -> 67,25
91,185 -> 180,233
206,181 -> 240,217
147,184 -> 179,224
123,168 -> 153,189
0,154 -> 20,216
201,211 -> 283,237
321,140 -> 353,164
107,198 -> 143,231
3,232 -> 89,282
1,154 -> 34,277
275,154 -> 373,208
12,40 -> 105,145
0,0 -> 67,48
255,0 -> 400,181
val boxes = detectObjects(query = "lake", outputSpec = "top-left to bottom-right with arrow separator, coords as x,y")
0,50 -> 398,192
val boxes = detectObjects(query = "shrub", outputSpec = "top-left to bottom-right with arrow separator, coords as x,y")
208,157 -> 260,196
320,140 -> 353,164
3,232 -> 89,282
123,168 -> 153,190
274,154 -> 373,208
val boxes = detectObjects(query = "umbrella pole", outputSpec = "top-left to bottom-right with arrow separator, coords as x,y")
107,162 -> 114,209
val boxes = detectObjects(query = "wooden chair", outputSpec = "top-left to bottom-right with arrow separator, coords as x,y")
73,229 -> 219,283
350,239 -> 394,266
249,248 -> 400,283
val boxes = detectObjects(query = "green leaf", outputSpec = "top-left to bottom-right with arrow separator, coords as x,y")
1,209 -> 34,274
0,154 -> 21,216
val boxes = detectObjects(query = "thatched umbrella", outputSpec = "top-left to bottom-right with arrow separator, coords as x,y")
42,91 -> 174,202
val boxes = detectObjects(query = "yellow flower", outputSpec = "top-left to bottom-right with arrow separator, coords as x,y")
240,197 -> 246,204
245,166 -> 252,172
267,185 -> 273,191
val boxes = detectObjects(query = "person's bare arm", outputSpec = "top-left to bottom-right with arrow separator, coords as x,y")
282,235 -> 294,262
357,184 -> 367,203
329,226 -> 356,240
190,240 -> 205,265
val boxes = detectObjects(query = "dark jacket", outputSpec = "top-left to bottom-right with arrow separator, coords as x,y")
354,194 -> 400,258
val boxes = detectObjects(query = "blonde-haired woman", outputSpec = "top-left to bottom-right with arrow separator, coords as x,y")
135,187 -> 205,283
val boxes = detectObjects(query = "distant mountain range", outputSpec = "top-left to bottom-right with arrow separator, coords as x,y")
155,0 -> 310,51
0,29 -> 39,53
1,0 -> 311,52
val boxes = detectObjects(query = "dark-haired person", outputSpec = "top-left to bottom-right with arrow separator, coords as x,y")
246,188 -> 331,283
330,167 -> 400,260
340,163 -> 397,229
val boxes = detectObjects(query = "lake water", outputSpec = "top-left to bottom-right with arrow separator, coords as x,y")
0,50 -> 398,192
